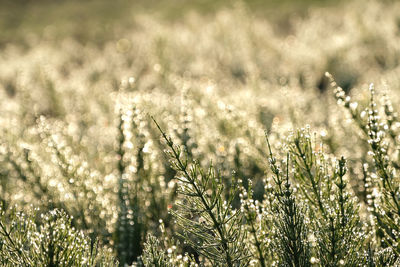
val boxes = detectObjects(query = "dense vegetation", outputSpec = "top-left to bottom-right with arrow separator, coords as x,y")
1,0 -> 400,265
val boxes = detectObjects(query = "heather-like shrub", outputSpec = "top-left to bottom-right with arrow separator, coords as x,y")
0,207 -> 116,266
1,0 -> 400,265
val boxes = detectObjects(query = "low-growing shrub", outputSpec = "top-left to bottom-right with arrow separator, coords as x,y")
1,0 -> 400,265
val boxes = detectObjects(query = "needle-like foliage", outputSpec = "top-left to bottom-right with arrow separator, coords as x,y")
1,1 -> 400,265
0,207 -> 116,266
329,73 -> 400,263
153,118 -> 250,267
266,137 -> 312,267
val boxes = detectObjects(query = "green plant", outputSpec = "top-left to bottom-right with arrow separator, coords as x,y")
0,207 -> 116,266
328,73 -> 400,260
1,1 -> 400,265
153,118 -> 250,266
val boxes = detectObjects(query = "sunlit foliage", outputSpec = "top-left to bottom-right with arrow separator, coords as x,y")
1,0 -> 400,265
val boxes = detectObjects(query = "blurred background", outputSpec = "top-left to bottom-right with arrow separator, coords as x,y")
1,0 -> 344,46
1,0 -> 400,265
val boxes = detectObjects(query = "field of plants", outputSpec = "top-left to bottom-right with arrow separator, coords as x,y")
1,0 -> 400,266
